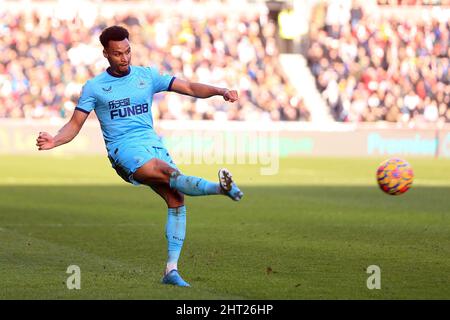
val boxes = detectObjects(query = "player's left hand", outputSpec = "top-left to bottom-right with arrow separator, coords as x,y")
36,132 -> 56,150
223,89 -> 238,103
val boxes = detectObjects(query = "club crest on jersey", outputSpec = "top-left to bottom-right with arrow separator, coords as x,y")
137,79 -> 148,89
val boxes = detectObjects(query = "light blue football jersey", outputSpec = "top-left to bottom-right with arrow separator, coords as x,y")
75,66 -> 174,152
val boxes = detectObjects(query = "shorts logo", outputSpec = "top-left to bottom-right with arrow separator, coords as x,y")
134,156 -> 144,164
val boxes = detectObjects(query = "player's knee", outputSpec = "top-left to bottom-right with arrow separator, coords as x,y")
135,158 -> 178,184
153,159 -> 179,181
168,169 -> 181,180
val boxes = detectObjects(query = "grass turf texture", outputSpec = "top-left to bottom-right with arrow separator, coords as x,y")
0,155 -> 449,299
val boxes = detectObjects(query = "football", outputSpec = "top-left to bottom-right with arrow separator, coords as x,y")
376,158 -> 414,195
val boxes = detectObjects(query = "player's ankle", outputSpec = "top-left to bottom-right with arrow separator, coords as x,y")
165,262 -> 178,275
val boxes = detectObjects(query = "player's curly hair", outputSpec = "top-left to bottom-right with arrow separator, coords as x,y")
99,26 -> 129,48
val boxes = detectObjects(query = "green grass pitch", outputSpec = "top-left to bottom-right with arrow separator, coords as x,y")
0,155 -> 449,299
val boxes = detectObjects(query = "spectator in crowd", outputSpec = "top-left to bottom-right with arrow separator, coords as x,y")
307,1 -> 449,124
0,8 -> 310,122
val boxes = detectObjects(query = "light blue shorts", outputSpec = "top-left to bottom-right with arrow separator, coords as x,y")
107,144 -> 178,185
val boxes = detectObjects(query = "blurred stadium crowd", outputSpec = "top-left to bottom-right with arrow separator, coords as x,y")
0,0 -> 448,124
307,1 -> 449,123
377,0 -> 450,5
0,5 -> 309,122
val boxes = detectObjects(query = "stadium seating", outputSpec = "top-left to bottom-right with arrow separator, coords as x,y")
1,1 -> 448,124
306,0 -> 449,124
0,3 -> 309,121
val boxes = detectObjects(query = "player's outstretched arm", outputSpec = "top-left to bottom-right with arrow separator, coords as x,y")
170,78 -> 238,102
36,109 -> 89,150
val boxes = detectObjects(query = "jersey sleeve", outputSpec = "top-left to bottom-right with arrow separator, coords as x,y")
75,80 -> 96,114
149,67 -> 175,94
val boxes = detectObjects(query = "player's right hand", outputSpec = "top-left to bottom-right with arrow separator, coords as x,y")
36,132 -> 55,150
223,89 -> 238,103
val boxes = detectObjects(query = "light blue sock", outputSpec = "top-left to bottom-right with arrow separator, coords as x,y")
169,173 -> 221,196
166,206 -> 186,269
